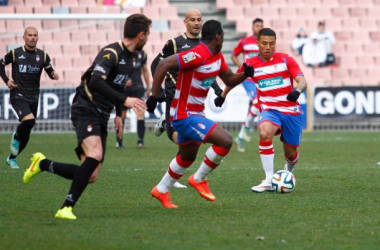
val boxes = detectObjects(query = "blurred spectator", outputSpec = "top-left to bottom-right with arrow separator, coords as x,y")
116,0 -> 146,7
0,0 -> 9,6
103,0 -> 115,6
291,27 -> 309,55
310,21 -> 336,65
302,33 -> 327,68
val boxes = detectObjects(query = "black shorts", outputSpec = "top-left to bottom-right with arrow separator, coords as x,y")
71,107 -> 108,163
123,86 -> 145,110
10,98 -> 38,121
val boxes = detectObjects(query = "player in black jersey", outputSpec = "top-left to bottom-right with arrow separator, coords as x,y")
0,27 -> 59,169
116,49 -> 150,149
151,9 -> 223,143
22,14 -> 150,220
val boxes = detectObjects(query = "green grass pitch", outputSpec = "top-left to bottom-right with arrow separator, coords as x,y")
1,131 -> 380,249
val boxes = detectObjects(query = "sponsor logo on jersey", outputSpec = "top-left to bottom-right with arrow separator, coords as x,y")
87,124 -> 92,132
182,44 -> 190,49
18,55 -> 26,59
36,55 -> 40,61
258,76 -> 284,89
200,77 -> 216,87
19,65 -> 27,73
197,123 -> 206,130
119,59 -> 126,65
182,52 -> 196,63
254,69 -> 263,74
94,64 -> 106,74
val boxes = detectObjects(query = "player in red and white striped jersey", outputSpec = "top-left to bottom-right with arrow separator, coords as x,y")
229,18 -> 264,152
146,20 -> 254,208
222,28 -> 308,193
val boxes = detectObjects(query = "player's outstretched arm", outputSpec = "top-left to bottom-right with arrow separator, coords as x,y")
146,55 -> 178,113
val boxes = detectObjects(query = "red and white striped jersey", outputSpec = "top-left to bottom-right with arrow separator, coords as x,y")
171,42 -> 229,121
233,36 -> 259,61
238,53 -> 304,115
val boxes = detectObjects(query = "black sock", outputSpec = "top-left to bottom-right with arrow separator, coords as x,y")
62,157 -> 99,208
40,159 -> 79,180
9,154 -> 17,160
137,120 -> 145,142
16,119 -> 35,155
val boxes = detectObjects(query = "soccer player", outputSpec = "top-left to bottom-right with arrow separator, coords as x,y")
0,27 -> 59,169
146,20 -> 254,209
217,18 -> 264,152
116,49 -> 150,149
22,14 -> 150,219
221,28 -> 307,193
151,9 -> 223,188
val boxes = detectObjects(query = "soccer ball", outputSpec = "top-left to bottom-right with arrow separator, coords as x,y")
271,170 -> 296,193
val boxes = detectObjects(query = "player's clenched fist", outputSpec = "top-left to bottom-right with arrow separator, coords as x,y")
286,90 -> 301,102
243,63 -> 254,78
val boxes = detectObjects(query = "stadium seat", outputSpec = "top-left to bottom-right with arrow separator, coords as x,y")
279,7 -> 297,19
43,0 -> 60,6
107,31 -> 122,43
78,0 -> 96,6
296,7 -> 314,19
339,0 -> 355,6
335,31 -> 352,41
367,7 -> 380,17
332,7 -> 349,17
331,68 -> 349,79
54,58 -> 73,70
78,20 -> 97,31
161,31 -> 180,44
63,69 -> 83,85
70,6 -> 88,13
38,32 -> 53,44
235,0 -> 251,5
344,42 -> 363,56
97,20 -> 116,31
72,56 -> 91,70
15,6 -> 33,13
289,19 -> 307,31
0,19 -> 6,33
80,44 -> 99,55
102,6 -> 121,13
142,6 -> 160,20
89,31 -> 107,45
321,0 -> 339,7
6,20 -> 24,32
314,7 -> 332,19
244,7 -> 261,18
313,68 -> 332,81
270,0 -> 287,7
149,0 -> 169,6
325,19 -> 342,32
61,0 -> 79,7
338,55 -> 356,68
286,0 -> 304,7
160,6 -> 178,20
360,19 -> 378,31
252,0 -> 269,5
367,69 -> 380,84
235,19 -> 252,33
53,31 -> 72,45
71,31 -> 89,44
62,44 -> 81,57
152,19 -> 170,32
8,0 -> 24,5
356,56 -> 375,69
342,19 -> 359,31
42,20 -> 60,31
43,44 -> 63,58
363,44 -> 380,55
216,0 -> 234,9
0,6 -> 15,13
122,7 -> 141,15
370,31 -> 380,42
261,7 -> 279,19
170,19 -> 185,33
25,20 -> 42,30
34,6 -> 51,13
52,6 -> 70,14
303,0 -> 321,7
61,20 -> 79,31
353,31 -> 370,43
349,8 -> 367,18
350,69 -> 367,80
28,0 -> 43,6
227,7 -> 244,21
270,20 -> 289,31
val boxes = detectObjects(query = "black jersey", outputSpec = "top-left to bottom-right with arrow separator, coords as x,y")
0,46 -> 55,101
72,40 -> 137,119
151,33 -> 200,90
125,50 -> 147,94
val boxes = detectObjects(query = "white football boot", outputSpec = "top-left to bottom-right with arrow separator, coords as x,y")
154,114 -> 166,137
251,180 -> 274,193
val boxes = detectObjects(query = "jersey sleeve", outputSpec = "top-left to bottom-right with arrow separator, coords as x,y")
285,55 -> 303,78
142,51 -> 147,66
232,39 -> 243,56
91,48 -> 118,79
161,39 -> 175,58
219,53 -> 229,72
0,50 -> 14,65
176,49 -> 204,70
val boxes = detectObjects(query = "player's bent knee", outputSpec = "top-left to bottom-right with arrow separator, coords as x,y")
88,173 -> 99,183
87,152 -> 103,162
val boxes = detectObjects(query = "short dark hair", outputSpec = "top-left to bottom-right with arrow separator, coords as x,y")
318,21 -> 325,26
201,20 -> 223,43
252,18 -> 263,25
258,28 -> 276,40
123,14 -> 152,39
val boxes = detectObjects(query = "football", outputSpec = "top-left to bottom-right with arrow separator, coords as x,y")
271,170 -> 296,193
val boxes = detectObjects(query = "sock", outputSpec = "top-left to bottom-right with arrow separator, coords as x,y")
238,125 -> 245,139
137,120 -> 145,142
9,154 -> 17,160
244,113 -> 254,129
61,157 -> 99,208
157,155 -> 193,193
194,145 -> 230,182
15,119 -> 35,155
285,151 -> 299,172
259,140 -> 274,183
40,159 -> 79,180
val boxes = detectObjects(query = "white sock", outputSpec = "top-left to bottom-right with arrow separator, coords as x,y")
259,140 -> 274,183
245,113 -> 254,128
285,151 -> 299,173
238,125 -> 245,139
194,145 -> 229,182
157,155 -> 193,193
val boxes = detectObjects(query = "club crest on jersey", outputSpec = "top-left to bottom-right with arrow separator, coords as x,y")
87,124 -> 93,132
182,52 -> 196,63
197,123 -> 206,130
36,55 -> 40,61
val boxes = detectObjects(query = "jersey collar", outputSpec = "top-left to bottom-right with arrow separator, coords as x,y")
199,42 -> 214,56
